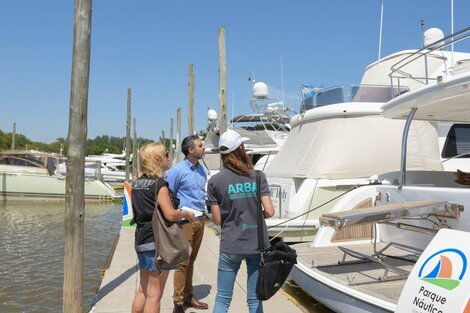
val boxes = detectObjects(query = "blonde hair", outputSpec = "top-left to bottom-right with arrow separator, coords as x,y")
139,142 -> 167,177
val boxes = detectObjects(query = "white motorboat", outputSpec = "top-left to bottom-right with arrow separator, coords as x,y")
263,28 -> 470,242
87,152 -> 129,172
0,150 -> 119,202
290,27 -> 470,313
84,158 -> 126,183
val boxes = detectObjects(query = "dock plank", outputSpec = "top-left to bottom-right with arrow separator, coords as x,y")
91,226 -> 305,313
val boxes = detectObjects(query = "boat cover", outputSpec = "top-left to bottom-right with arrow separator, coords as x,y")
265,115 -> 442,179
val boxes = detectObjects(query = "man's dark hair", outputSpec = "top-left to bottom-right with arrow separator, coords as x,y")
181,135 -> 200,156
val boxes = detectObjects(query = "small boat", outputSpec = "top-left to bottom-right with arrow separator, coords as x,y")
290,27 -> 470,313
0,150 -> 119,202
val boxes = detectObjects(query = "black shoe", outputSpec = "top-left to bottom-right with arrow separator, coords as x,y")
173,304 -> 185,313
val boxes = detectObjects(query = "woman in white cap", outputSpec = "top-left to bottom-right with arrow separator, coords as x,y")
206,129 -> 275,313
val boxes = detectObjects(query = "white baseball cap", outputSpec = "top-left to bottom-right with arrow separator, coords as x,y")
219,129 -> 250,154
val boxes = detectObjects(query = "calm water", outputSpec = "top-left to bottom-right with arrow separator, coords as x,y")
0,202 -> 121,312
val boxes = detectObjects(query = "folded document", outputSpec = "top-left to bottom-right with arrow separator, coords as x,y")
179,206 -> 204,219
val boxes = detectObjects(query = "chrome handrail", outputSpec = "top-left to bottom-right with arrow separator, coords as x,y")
389,27 -> 470,93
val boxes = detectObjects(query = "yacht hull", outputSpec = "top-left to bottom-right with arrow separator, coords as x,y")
0,172 -> 118,202
290,263 -> 393,313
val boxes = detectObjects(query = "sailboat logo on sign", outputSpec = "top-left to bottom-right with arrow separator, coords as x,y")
418,248 -> 467,291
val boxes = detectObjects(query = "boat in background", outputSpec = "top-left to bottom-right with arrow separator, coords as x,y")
87,151 -> 130,172
84,158 -> 126,183
290,27 -> 470,313
263,27 -> 470,243
202,81 -> 293,176
0,150 -> 119,202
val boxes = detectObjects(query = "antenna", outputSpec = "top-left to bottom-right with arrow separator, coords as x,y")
248,71 -> 256,83
421,18 -> 429,84
451,0 -> 454,69
231,91 -> 235,125
378,0 -> 384,60
280,56 -> 285,108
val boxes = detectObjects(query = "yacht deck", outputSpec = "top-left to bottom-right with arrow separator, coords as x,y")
293,241 -> 419,304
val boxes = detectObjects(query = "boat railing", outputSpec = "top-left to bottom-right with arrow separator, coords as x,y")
389,27 -> 470,95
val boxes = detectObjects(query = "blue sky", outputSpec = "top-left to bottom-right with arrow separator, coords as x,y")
1,1 -> 469,143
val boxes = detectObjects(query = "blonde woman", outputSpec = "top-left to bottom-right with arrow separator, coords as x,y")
131,142 -> 196,313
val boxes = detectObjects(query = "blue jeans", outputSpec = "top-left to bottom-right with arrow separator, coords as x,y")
213,252 -> 263,313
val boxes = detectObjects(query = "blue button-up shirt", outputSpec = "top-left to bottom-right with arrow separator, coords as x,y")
166,158 -> 207,212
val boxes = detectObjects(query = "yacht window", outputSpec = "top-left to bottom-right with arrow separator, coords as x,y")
316,86 -> 344,107
351,85 -> 409,102
0,156 -> 40,167
442,124 -> 470,158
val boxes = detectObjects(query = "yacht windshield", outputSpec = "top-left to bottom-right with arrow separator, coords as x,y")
303,84 -> 410,110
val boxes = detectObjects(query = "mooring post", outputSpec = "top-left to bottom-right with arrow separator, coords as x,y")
63,0 -> 92,312
188,63 -> 195,135
125,87 -> 131,182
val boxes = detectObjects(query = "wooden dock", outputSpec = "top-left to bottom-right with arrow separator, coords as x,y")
90,225 -> 306,313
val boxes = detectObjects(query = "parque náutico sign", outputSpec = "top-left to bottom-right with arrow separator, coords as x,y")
396,229 -> 470,313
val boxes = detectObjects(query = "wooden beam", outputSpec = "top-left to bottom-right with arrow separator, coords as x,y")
188,63 -> 195,135
125,86 -> 131,181
63,0 -> 91,311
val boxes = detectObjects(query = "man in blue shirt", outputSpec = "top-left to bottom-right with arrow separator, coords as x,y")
166,135 -> 208,313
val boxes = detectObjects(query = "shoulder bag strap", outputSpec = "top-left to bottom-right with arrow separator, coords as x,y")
255,170 -> 265,260
154,178 -> 168,205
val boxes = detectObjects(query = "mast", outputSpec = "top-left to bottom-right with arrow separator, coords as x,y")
451,0 -> 454,69
280,56 -> 285,107
378,0 -> 384,60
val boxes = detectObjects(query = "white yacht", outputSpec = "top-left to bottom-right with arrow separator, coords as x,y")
263,28 -> 470,242
290,27 -> 470,312
202,81 -> 292,176
84,158 -> 126,183
0,150 -> 119,202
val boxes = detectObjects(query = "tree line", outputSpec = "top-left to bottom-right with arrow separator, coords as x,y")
0,130 -> 155,156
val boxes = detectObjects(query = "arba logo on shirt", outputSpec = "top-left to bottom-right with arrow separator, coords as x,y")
227,182 -> 257,199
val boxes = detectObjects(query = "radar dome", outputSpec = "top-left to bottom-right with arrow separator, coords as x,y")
207,109 -> 218,120
253,82 -> 269,99
424,28 -> 445,48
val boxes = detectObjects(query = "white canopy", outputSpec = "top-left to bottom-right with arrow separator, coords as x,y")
265,115 -> 442,180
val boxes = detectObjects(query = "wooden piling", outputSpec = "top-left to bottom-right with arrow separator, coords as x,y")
176,108 -> 181,161
63,0 -> 92,312
11,122 -> 16,150
132,117 -> 137,180
170,118 -> 174,166
218,26 -> 227,135
218,26 -> 227,169
188,63 -> 195,135
125,87 -> 131,182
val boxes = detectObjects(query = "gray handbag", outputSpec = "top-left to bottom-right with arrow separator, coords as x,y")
152,178 -> 190,267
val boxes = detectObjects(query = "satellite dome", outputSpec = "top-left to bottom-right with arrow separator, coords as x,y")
207,109 -> 218,120
424,28 -> 445,48
253,82 -> 269,99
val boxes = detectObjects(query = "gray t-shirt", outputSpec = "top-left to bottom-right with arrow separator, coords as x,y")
207,168 -> 271,254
